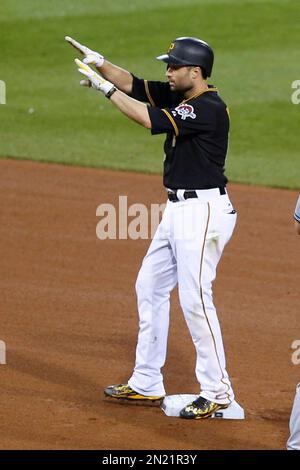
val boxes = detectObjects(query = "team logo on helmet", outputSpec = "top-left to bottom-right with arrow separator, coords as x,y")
167,42 -> 175,53
173,104 -> 196,120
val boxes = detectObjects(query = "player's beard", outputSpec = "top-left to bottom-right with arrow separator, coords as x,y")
169,81 -> 193,94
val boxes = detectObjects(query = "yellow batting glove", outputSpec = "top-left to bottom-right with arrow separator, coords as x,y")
75,59 -> 116,97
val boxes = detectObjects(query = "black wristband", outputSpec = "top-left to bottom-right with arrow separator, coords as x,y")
105,86 -> 118,99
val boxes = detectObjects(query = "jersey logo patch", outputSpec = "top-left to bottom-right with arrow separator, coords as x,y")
173,104 -> 196,120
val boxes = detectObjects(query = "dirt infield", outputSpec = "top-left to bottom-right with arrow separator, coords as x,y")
0,158 -> 299,450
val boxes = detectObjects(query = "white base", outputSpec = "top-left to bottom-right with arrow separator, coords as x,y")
161,394 -> 245,419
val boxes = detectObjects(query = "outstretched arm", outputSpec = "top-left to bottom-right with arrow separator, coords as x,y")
74,59 -> 151,129
98,61 -> 133,95
65,36 -> 133,94
109,90 -> 151,128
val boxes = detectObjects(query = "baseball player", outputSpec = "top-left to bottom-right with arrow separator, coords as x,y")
287,194 -> 300,449
66,36 -> 238,419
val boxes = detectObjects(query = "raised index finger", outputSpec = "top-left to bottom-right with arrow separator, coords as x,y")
65,36 -> 89,55
75,58 -> 93,74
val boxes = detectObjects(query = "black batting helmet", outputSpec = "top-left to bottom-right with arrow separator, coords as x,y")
156,37 -> 214,77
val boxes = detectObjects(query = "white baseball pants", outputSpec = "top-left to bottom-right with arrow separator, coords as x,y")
128,188 -> 237,404
287,383 -> 300,450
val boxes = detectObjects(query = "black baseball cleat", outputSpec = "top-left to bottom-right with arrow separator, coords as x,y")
180,396 -> 229,419
104,383 -> 164,403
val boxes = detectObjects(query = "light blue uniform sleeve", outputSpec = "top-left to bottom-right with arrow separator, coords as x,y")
294,195 -> 300,223
287,383 -> 300,450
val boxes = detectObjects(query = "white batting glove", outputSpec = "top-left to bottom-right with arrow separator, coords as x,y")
65,36 -> 105,67
75,58 -> 116,97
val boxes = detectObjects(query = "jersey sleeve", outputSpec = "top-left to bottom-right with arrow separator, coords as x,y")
294,195 -> 300,223
131,75 -> 179,108
148,101 -> 217,137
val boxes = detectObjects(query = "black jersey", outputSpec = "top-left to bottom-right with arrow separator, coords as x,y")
131,75 -> 229,190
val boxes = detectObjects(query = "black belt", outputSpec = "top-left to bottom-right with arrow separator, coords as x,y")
167,187 -> 226,202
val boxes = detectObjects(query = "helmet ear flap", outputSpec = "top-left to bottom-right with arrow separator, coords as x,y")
200,67 -> 208,80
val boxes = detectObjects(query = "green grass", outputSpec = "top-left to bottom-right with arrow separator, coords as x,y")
0,0 -> 299,188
